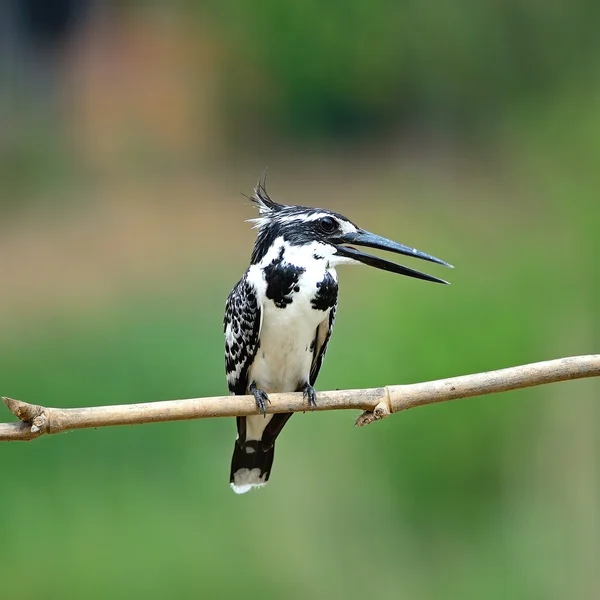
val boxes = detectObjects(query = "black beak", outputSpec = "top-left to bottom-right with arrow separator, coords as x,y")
334,230 -> 453,284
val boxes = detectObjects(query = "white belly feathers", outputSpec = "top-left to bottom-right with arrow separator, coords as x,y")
246,252 -> 336,395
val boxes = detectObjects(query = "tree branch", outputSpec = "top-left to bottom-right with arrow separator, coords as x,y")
1,355 -> 598,442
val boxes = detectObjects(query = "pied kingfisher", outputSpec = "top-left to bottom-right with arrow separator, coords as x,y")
224,177 -> 452,493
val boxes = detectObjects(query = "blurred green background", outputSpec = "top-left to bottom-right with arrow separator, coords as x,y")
1,2 -> 599,599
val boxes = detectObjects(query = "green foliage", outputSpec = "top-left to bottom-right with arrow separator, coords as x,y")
208,0 -> 600,137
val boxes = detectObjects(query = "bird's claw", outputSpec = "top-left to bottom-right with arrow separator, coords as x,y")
301,383 -> 318,411
249,383 -> 270,417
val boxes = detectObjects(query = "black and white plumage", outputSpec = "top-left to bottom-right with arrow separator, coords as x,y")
224,177 -> 452,493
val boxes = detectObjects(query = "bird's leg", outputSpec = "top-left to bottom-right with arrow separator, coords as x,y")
300,382 -> 317,411
249,382 -> 270,417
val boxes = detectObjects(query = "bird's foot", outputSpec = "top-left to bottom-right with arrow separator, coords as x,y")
249,382 -> 270,417
300,383 -> 317,411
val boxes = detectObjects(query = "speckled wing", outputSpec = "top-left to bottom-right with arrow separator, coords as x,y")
224,274 -> 262,395
309,304 -> 337,386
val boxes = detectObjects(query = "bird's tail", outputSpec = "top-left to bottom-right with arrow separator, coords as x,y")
230,413 -> 293,494
230,439 -> 275,494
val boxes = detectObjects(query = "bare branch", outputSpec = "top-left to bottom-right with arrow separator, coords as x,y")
1,355 -> 598,442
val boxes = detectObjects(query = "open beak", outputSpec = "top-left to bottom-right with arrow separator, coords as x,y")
334,229 -> 453,284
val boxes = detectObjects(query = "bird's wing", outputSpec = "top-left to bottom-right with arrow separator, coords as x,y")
309,304 -> 337,386
224,274 -> 263,396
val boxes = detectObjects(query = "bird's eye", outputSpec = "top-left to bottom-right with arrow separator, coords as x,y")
319,216 -> 338,233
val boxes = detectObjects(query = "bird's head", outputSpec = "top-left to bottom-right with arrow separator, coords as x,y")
247,178 -> 453,284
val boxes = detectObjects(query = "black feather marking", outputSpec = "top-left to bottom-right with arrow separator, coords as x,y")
236,416 -> 246,445
224,273 -> 262,395
309,305 -> 337,385
260,413 -> 294,451
263,248 -> 305,309
310,271 -> 338,311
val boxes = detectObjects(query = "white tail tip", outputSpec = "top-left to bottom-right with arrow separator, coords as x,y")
230,468 -> 268,494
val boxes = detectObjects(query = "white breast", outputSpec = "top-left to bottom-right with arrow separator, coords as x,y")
246,242 -> 336,395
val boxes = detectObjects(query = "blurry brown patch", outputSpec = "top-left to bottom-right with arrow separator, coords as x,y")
62,7 -> 222,169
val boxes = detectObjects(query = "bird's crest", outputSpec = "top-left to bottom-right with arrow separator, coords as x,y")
246,172 -> 283,227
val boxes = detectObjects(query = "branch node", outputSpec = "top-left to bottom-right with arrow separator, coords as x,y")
354,401 -> 391,427
31,414 -> 47,434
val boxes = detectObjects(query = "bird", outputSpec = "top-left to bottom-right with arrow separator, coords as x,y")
224,176 -> 452,494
